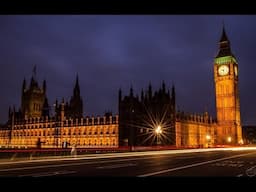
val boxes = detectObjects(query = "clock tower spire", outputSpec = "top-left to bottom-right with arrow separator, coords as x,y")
214,26 -> 242,145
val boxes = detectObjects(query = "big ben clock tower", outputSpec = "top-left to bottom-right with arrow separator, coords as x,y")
214,27 -> 243,145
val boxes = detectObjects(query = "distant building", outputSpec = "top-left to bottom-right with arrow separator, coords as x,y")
242,126 -> 256,144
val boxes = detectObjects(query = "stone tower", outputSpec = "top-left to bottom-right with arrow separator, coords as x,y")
21,66 -> 49,118
214,26 -> 242,144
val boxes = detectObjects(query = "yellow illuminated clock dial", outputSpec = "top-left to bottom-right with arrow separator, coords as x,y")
234,66 -> 238,76
218,65 -> 229,76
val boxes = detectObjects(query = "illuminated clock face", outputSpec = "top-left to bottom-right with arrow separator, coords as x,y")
218,65 -> 229,76
234,66 -> 238,76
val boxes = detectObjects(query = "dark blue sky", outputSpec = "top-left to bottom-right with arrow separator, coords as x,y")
0,15 -> 256,125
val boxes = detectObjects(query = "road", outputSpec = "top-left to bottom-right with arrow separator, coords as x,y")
0,147 -> 256,177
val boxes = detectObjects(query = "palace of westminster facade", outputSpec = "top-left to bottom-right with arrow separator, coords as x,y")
0,28 -> 243,149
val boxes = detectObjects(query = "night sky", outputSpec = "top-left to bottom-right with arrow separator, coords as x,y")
0,15 -> 256,125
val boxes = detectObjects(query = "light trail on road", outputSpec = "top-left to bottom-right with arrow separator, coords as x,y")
1,147 -> 256,166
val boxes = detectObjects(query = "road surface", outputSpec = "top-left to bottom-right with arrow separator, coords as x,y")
0,147 -> 256,177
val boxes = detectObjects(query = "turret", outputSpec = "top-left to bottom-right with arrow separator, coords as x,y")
61,98 -> 65,121
130,85 -> 133,98
43,80 -> 46,93
162,80 -> 166,93
8,106 -> 12,118
42,97 -> 49,117
69,74 -> 83,118
118,88 -> 122,102
148,82 -> 152,99
141,89 -> 144,101
74,74 -> 80,96
22,78 -> 26,92
171,85 -> 176,106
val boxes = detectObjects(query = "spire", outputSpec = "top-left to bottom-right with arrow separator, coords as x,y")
55,99 -> 58,108
8,106 -> 11,117
220,24 -> 229,42
216,25 -> 234,58
42,97 -> 49,117
32,65 -> 37,79
171,84 -> 175,103
22,78 -> 26,92
148,82 -> 152,99
69,74 -> 83,118
43,97 -> 49,108
75,73 -> 79,88
130,85 -> 133,97
141,89 -> 144,101
118,88 -> 122,102
73,74 -> 80,96
162,80 -> 166,93
43,80 -> 46,93
30,65 -> 39,89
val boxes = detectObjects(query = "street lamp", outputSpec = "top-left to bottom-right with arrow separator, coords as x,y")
227,136 -> 232,143
155,125 -> 162,146
206,134 -> 211,148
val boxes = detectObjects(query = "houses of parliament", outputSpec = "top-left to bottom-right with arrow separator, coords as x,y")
0,27 -> 243,149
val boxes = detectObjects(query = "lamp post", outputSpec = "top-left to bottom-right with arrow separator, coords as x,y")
227,136 -> 232,144
206,134 -> 211,148
155,125 -> 162,146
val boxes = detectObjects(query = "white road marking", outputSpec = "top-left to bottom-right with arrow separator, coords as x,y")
0,156 -> 160,172
246,165 -> 256,177
137,152 -> 256,177
212,160 -> 244,168
19,170 -> 77,177
97,163 -> 137,169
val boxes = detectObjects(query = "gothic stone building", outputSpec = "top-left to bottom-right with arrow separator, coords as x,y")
118,83 -> 176,147
0,27 -> 243,149
0,71 -> 118,149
